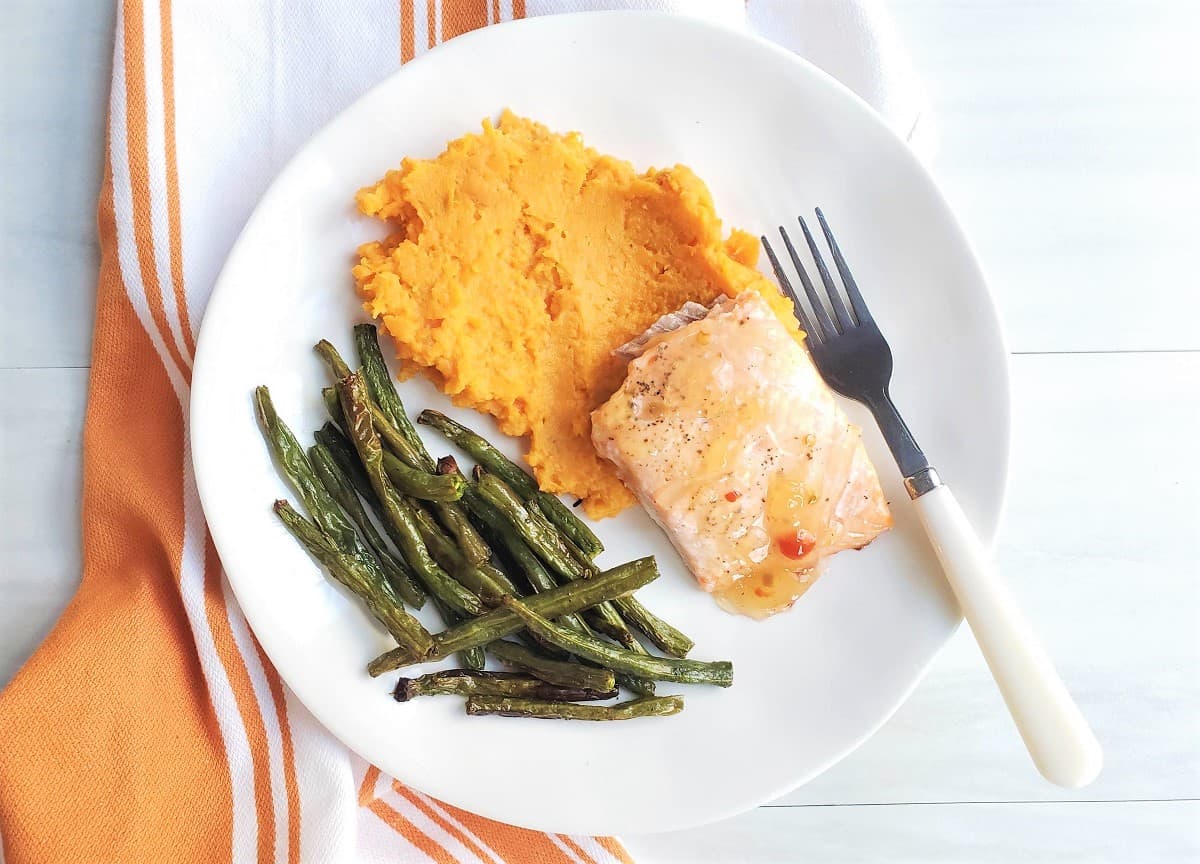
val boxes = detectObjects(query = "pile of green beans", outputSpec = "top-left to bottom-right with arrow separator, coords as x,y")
254,325 -> 732,721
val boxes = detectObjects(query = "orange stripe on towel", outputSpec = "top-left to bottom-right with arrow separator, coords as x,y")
438,798 -> 580,864
156,0 -> 196,356
400,0 -> 416,62
255,635 -> 302,864
368,798 -> 460,864
442,0 -> 489,41
120,0 -> 191,383
394,782 -> 502,864
202,537 -> 278,864
597,836 -> 635,864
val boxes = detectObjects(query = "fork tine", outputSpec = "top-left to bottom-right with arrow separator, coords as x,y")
798,215 -> 855,333
815,207 -> 871,326
761,235 -> 820,340
778,225 -> 838,340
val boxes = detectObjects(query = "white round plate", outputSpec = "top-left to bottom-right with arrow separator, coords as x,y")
192,11 -> 1009,836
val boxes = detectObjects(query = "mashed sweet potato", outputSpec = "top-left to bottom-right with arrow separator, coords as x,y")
352,111 -> 796,517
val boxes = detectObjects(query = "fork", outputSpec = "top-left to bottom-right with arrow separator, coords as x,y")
762,210 -> 1102,789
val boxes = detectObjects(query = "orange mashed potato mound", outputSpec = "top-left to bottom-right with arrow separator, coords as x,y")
352,111 -> 796,517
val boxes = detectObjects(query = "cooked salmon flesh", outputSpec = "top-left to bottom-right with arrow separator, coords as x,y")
592,292 -> 892,618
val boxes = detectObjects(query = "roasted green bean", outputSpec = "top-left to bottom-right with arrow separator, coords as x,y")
316,422 -> 445,592
394,670 -> 616,702
321,386 -> 345,429
466,695 -> 682,721
476,470 -> 639,649
368,557 -> 659,675
274,501 -> 432,654
314,338 -> 353,380
500,597 -> 733,687
469,498 -> 653,692
487,640 -> 616,692
455,473 -> 593,624
462,645 -> 487,671
314,423 -> 374,501
429,599 -> 485,670
612,596 -> 694,658
355,324 -> 435,471
317,346 -> 490,564
406,499 -> 514,602
378,449 -> 465,502
458,477 -> 557,592
254,386 -> 360,555
317,359 -> 427,470
309,442 -> 425,608
256,386 -> 429,640
337,373 -> 482,617
418,409 -> 603,557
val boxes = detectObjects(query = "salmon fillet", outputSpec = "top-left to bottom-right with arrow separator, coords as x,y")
592,292 -> 892,618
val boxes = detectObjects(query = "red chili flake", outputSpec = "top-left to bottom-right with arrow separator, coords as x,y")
724,490 -> 741,502
778,530 -> 817,560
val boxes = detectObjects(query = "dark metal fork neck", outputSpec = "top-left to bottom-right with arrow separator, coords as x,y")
860,389 -> 929,482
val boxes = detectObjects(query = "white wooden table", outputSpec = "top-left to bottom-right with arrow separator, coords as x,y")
2,2 -> 1197,861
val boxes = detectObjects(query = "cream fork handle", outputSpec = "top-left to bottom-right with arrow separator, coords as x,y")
911,479 -> 1103,788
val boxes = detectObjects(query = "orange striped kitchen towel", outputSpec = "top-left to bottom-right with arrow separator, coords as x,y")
0,1 -> 928,861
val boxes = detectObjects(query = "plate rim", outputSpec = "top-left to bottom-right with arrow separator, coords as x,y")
191,9 -> 1012,834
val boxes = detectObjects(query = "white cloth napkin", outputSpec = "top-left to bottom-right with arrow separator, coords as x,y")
524,0 -> 933,155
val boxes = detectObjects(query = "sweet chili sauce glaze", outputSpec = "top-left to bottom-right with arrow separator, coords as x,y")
713,472 -> 827,618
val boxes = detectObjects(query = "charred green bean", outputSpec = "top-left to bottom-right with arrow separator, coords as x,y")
487,640 -> 616,692
429,599 -> 485,670
309,442 -> 425,608
476,470 -> 639,649
317,345 -> 490,565
273,500 -> 432,654
418,409 -> 603,557
459,482 -> 598,637
381,448 -> 466,502
612,596 -> 694,658
466,695 -> 682,721
407,500 -> 515,602
368,557 -> 659,675
500,597 -> 733,687
394,670 -> 616,702
355,324 -> 435,471
314,422 -> 374,501
337,373 -> 482,617
254,386 -> 359,555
